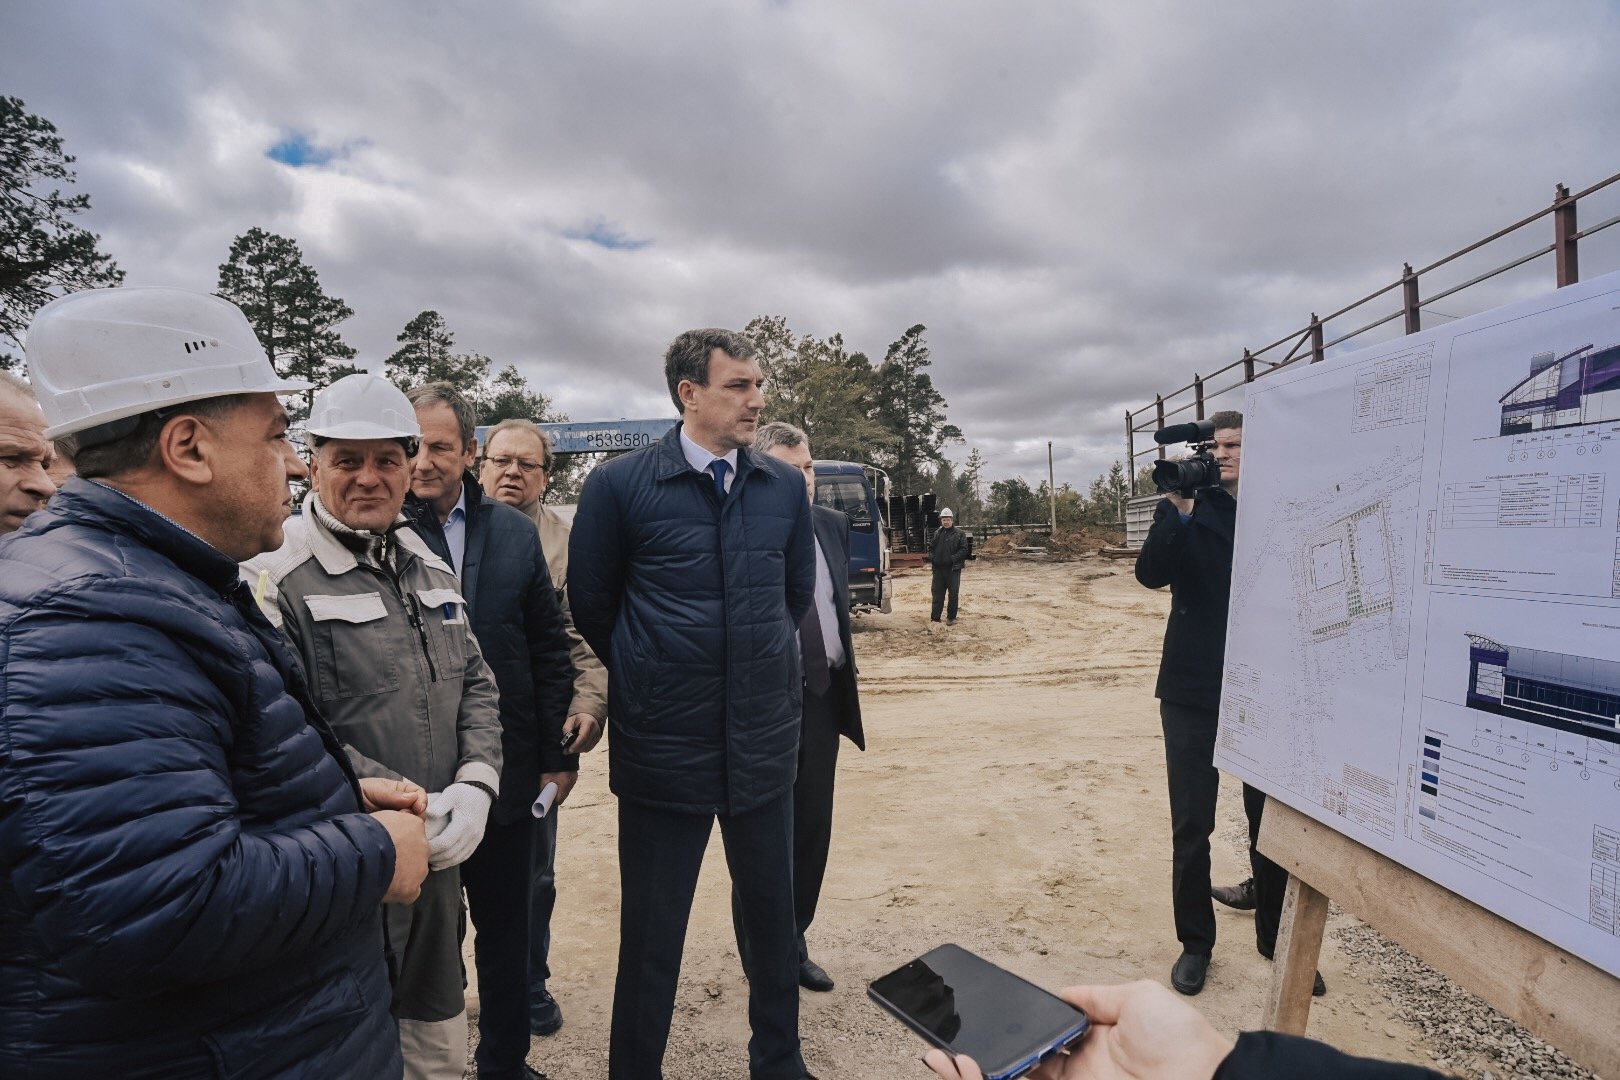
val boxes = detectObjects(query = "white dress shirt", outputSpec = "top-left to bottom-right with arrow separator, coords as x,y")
678,428 -> 738,492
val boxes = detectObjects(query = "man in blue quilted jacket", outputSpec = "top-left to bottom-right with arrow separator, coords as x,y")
0,288 -> 428,1078
569,328 -> 818,1080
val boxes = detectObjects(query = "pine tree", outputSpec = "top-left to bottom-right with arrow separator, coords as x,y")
216,227 -> 357,411
1,96 -> 124,370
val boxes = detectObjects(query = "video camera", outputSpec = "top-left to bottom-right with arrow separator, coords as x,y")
1151,419 -> 1222,497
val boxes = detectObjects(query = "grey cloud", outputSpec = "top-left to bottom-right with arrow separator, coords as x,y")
4,0 -> 1619,493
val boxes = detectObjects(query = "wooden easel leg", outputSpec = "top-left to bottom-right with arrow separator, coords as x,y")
1261,872 -> 1329,1034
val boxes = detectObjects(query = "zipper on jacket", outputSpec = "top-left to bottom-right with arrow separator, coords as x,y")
403,592 -> 440,683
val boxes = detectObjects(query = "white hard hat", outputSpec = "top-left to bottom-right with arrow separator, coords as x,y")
940,507 -> 955,518
305,373 -> 421,442
27,287 -> 311,440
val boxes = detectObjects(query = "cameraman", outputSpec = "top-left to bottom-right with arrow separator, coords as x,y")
1134,410 -> 1299,998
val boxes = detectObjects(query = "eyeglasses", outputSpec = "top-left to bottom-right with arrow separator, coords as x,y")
483,455 -> 546,475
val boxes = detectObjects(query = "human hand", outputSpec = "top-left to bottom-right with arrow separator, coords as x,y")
541,770 -> 579,807
922,980 -> 1233,1080
563,713 -> 603,753
424,782 -> 492,870
373,809 -> 429,904
359,776 -> 427,816
1166,492 -> 1195,518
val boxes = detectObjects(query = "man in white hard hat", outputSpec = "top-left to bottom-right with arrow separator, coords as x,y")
477,417 -> 608,1038
0,287 -> 427,1077
248,372 -> 504,1080
0,370 -> 57,535
928,507 -> 969,624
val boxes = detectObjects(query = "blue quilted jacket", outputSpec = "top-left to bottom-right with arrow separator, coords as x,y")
568,425 -> 816,815
0,479 -> 401,1078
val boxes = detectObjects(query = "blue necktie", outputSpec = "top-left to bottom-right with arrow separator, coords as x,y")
709,459 -> 730,498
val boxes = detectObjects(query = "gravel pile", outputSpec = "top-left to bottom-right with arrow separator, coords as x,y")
1331,921 -> 1595,1080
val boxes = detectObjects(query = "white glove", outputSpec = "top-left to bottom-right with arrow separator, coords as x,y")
424,782 -> 492,870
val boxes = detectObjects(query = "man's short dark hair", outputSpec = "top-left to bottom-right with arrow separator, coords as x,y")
75,395 -> 251,480
1209,410 -> 1243,431
406,382 -> 478,449
664,328 -> 756,413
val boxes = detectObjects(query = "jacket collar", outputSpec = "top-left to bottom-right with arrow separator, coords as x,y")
299,490 -> 438,576
50,477 -> 241,591
652,421 -> 773,486
404,469 -> 486,529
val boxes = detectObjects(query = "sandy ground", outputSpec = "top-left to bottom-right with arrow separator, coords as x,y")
474,555 -> 1449,1079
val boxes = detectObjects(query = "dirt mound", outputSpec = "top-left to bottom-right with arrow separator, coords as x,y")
1047,524 -> 1123,560
974,525 -> 1124,561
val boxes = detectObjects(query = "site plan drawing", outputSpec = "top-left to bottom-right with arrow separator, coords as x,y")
1217,270 -> 1620,978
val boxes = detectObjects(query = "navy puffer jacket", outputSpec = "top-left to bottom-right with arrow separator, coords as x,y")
0,479 -> 401,1078
569,425 -> 815,815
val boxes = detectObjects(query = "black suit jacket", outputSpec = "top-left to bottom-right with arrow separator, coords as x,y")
1133,488 -> 1237,713
405,474 -> 577,824
810,503 -> 865,751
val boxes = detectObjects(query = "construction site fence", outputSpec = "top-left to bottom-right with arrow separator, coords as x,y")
1125,173 -> 1620,495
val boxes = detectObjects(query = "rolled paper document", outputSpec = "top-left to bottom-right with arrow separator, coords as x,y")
531,781 -> 559,819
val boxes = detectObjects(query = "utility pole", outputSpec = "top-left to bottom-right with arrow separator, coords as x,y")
1048,441 -> 1057,532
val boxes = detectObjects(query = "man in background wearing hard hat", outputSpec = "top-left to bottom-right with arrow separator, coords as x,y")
928,507 -> 970,624
0,371 -> 57,535
0,288 -> 428,1077
247,372 -> 504,1080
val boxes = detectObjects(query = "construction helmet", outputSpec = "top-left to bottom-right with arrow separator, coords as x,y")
26,287 -> 311,442
305,373 -> 421,442
940,507 -> 955,519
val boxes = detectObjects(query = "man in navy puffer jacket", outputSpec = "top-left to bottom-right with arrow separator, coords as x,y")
570,328 -> 817,1079
0,287 -> 427,1078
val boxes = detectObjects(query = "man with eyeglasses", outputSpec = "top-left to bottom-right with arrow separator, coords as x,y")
478,418 -> 608,1039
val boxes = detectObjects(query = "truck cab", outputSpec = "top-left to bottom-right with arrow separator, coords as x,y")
813,460 -> 891,613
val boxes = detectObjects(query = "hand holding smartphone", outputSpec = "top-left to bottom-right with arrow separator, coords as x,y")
869,944 -> 1089,1080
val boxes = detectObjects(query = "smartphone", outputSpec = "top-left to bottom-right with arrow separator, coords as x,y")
868,944 -> 1089,1080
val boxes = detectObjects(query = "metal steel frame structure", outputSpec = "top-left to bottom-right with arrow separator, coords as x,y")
1125,174 -> 1620,494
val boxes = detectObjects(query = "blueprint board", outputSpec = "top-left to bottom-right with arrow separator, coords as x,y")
1216,269 -> 1620,979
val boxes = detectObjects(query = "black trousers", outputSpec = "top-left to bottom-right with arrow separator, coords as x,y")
929,565 -> 962,621
1244,782 -> 1289,957
1159,700 -> 1284,957
612,792 -> 804,1080
460,814 -> 534,1079
527,805 -> 560,1002
732,678 -> 845,962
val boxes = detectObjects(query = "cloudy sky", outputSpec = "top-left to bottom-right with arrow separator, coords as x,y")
6,1 -> 1620,490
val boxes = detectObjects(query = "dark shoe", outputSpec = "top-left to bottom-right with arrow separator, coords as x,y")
529,987 -> 562,1036
946,618 -> 956,625
1257,947 -> 1326,996
1170,951 -> 1209,995
1211,877 -> 1257,910
798,958 -> 835,992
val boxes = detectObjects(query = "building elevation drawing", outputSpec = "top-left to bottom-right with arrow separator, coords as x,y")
1499,342 -> 1620,435
1217,269 -> 1620,978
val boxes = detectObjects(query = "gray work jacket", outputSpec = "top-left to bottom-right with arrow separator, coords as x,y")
244,500 -> 502,795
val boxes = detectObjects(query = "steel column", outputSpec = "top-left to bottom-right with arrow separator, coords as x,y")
1554,182 -> 1579,287
1402,262 -> 1421,335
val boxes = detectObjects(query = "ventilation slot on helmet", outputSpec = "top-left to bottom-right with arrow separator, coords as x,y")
183,339 -> 212,354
